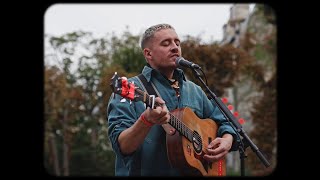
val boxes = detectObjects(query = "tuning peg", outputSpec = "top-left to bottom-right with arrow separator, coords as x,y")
127,81 -> 134,89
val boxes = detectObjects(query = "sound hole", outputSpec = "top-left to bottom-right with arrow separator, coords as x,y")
192,131 -> 202,154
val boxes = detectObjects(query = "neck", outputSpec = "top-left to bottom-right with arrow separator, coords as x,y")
155,67 -> 174,79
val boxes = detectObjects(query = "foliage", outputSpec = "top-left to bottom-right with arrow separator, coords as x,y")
246,74 -> 277,176
241,4 -> 277,176
181,39 -> 255,97
44,30 -> 146,176
110,31 -> 146,74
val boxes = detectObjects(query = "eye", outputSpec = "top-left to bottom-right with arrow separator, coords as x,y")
175,40 -> 180,46
162,41 -> 169,46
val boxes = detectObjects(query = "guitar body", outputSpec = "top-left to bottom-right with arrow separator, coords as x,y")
166,107 -> 226,176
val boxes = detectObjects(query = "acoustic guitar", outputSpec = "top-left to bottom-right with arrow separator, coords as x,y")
110,72 -> 226,176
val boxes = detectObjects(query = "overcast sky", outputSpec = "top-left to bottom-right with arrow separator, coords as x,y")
45,3 -> 254,43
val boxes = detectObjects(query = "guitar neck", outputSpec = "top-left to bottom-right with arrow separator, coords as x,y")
137,89 -> 193,142
168,113 -> 193,142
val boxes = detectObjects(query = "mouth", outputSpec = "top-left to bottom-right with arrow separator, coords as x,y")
170,54 -> 180,60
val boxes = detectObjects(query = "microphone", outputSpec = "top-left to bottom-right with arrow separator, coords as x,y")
175,57 -> 200,69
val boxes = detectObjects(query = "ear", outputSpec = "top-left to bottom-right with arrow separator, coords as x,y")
143,48 -> 152,60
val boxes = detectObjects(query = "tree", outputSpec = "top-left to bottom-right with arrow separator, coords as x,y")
44,30 -> 146,176
181,38 -> 254,97
110,30 -> 146,74
240,4 -> 277,175
45,31 -> 115,175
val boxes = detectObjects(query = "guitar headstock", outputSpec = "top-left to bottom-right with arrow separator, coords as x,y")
110,72 -> 155,108
110,72 -> 136,100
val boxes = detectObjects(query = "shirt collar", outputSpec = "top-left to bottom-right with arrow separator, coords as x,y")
141,65 -> 186,82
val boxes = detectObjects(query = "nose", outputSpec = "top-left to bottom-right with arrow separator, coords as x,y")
170,43 -> 179,53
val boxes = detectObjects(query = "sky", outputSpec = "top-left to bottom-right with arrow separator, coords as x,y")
45,3 -> 254,44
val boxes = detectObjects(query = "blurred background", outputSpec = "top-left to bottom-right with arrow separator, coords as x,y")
44,3 -> 276,176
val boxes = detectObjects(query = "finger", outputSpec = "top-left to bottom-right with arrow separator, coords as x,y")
160,108 -> 168,116
154,106 -> 163,114
162,104 -> 169,113
159,118 -> 169,124
208,138 -> 221,149
203,152 -> 225,162
158,113 -> 170,124
155,97 -> 165,104
207,146 -> 224,155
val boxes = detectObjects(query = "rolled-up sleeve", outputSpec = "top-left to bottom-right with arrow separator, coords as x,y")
107,93 -> 140,168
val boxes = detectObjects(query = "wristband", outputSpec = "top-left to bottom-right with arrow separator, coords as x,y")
140,114 -> 154,127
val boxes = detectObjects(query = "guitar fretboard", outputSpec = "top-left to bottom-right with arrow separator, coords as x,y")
139,89 -> 193,142
168,113 -> 193,141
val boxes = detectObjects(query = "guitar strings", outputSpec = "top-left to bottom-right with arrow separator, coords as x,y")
153,99 -> 203,143
168,112 -> 203,143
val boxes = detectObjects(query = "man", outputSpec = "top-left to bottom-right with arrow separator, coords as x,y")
107,23 -> 239,176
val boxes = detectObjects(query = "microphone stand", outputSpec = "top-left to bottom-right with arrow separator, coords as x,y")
190,67 -> 270,176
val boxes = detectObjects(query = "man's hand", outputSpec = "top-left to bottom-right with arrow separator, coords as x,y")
203,134 -> 233,162
142,97 -> 170,125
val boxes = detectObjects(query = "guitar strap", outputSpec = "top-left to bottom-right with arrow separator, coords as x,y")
136,73 -> 176,134
137,74 -> 159,98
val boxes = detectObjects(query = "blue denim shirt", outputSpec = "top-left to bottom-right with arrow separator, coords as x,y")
107,65 -> 239,176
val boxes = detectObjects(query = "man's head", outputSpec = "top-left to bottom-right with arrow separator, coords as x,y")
140,24 -> 175,50
140,23 -> 182,77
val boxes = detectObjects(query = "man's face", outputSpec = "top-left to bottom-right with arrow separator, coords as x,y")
146,29 -> 182,71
